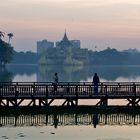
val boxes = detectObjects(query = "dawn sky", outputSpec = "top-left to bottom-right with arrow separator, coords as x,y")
0,0 -> 140,52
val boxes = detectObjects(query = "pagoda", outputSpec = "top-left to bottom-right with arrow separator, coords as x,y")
57,32 -> 73,48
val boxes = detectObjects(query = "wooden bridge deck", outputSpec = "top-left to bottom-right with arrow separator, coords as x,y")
0,82 -> 140,107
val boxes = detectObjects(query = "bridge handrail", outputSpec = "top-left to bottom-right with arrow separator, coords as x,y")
0,82 -> 140,97
1,81 -> 140,85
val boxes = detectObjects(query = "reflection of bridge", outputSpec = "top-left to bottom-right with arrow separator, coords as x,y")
0,82 -> 140,107
0,113 -> 139,128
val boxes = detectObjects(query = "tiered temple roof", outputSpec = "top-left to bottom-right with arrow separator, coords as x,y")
57,32 -> 72,47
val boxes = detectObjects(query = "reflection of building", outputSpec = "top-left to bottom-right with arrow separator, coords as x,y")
37,32 -> 88,65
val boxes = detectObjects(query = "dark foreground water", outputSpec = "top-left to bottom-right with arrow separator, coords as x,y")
0,107 -> 140,140
1,125 -> 140,140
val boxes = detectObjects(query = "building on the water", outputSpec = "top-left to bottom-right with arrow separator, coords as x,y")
37,32 -> 88,65
37,40 -> 54,54
55,32 -> 80,48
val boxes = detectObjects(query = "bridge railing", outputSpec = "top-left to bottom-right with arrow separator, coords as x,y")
0,82 -> 140,97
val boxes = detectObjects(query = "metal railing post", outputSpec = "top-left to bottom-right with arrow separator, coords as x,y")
15,82 -> 18,98
76,85 -> 78,97
46,85 -> 48,98
133,83 -> 136,96
105,85 -> 108,96
67,83 -> 70,95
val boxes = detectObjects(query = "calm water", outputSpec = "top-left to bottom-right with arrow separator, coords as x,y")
0,108 -> 140,140
0,125 -> 140,140
1,64 -> 140,140
4,64 -> 140,82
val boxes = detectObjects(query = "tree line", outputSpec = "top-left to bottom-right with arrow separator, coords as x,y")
11,47 -> 140,65
0,31 -> 13,67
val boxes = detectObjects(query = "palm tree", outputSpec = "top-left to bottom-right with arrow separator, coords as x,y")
0,31 -> 5,40
7,33 -> 13,44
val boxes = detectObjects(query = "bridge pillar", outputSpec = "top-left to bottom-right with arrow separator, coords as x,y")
38,99 -> 48,106
46,114 -> 48,125
96,98 -> 108,107
6,100 -> 9,106
53,114 -> 58,128
92,114 -> 99,128
0,98 -> 2,106
101,98 -> 108,107
33,99 -> 36,106
15,99 -> 18,107
39,99 -> 41,106
127,98 -> 139,106
62,99 -> 78,106
132,98 -> 136,107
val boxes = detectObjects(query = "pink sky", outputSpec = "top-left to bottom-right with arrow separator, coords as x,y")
0,0 -> 140,52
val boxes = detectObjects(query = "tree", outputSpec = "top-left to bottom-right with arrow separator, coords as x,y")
7,33 -> 13,44
0,67 -> 13,82
0,39 -> 13,66
0,31 -> 4,40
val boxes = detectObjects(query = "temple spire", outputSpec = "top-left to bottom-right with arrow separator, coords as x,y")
63,30 -> 69,41
57,31 -> 72,47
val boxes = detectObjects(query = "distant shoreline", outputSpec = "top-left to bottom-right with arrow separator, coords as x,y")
11,48 -> 140,65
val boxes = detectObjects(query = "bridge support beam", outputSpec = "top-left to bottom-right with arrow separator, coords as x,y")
9,100 -> 17,107
27,99 -> 36,106
0,99 -> 6,106
62,99 -> 78,106
96,98 -> 108,107
127,98 -> 139,106
39,99 -> 48,106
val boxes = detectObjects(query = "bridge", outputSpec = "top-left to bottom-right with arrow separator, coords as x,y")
0,82 -> 140,107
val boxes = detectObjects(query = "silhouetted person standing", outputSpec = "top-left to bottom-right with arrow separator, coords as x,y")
53,73 -> 59,92
93,73 -> 100,94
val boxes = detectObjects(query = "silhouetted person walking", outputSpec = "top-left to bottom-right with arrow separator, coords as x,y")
53,73 -> 59,92
93,73 -> 100,94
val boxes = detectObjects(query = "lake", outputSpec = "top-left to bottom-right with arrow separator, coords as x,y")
0,106 -> 140,140
4,64 -> 140,82
0,64 -> 140,140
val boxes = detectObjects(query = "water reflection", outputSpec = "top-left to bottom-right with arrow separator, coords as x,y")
4,64 -> 140,82
38,65 -> 87,82
29,65 -> 140,82
6,64 -> 37,82
0,107 -> 140,128
0,67 -> 13,82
